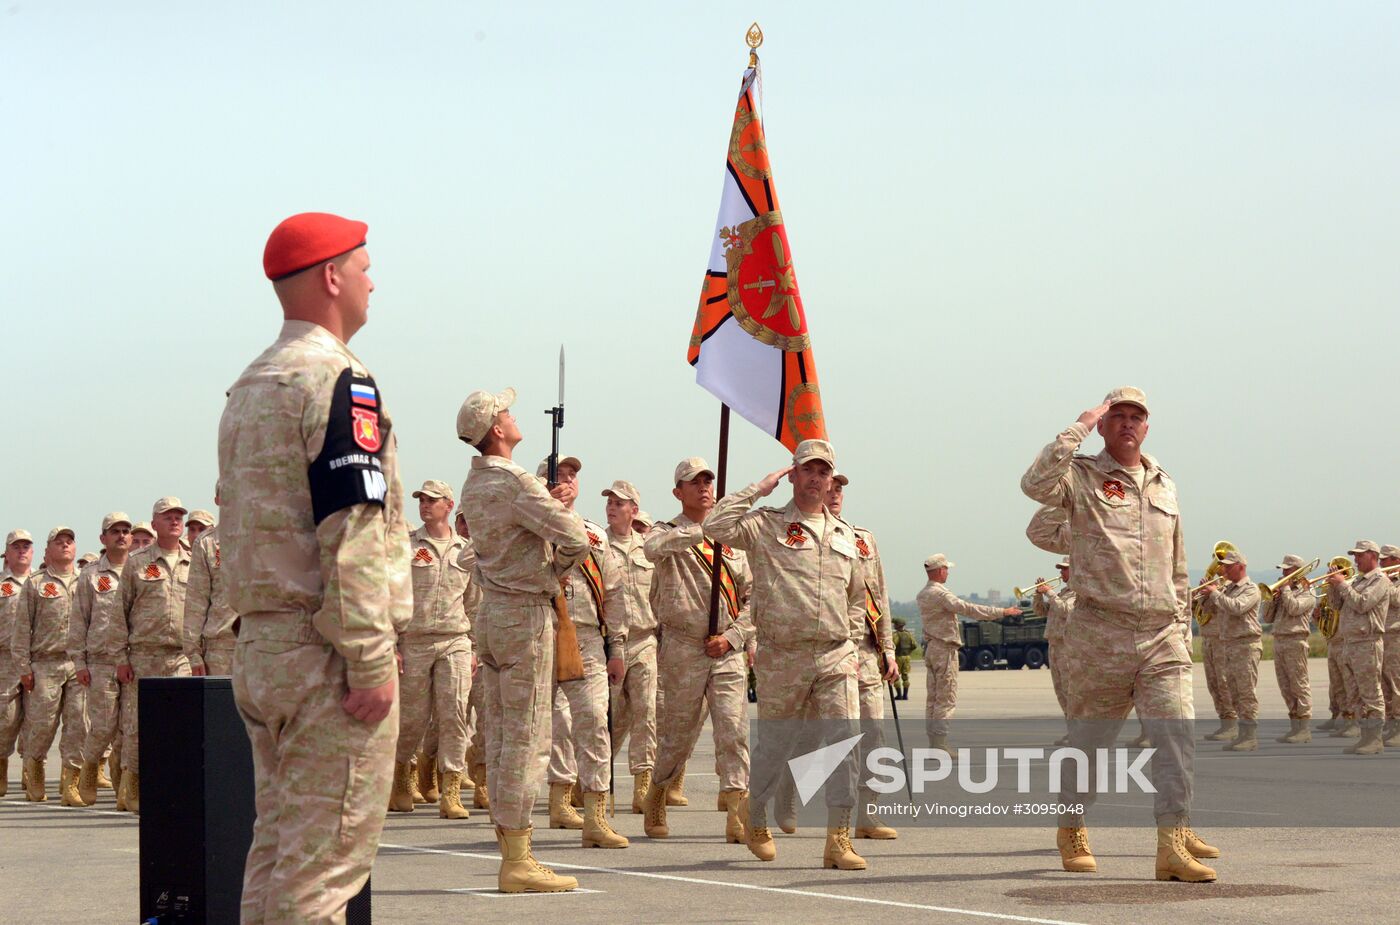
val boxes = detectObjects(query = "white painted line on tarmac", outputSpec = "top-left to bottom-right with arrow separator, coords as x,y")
379,842 -> 1095,925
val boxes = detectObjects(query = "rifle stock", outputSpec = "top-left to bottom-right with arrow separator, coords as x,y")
552,591 -> 585,682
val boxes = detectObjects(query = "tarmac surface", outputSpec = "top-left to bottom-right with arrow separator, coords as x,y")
3,656 -> 1396,924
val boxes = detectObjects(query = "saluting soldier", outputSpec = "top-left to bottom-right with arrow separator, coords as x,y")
184,491 -> 237,678
601,480 -> 660,814
1198,548 -> 1263,751
219,212 -> 411,921
706,439 -> 868,871
1263,554 -> 1317,744
14,527 -> 86,805
641,458 -> 754,846
918,554 -> 1018,751
70,513 -> 133,806
1,529 -> 35,797
457,387 -> 586,893
1022,387 -> 1218,882
1325,540 -> 1391,755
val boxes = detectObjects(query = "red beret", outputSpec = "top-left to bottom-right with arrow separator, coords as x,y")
263,212 -> 369,281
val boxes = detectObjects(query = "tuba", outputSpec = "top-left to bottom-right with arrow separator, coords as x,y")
1315,556 -> 1355,639
1193,541 -> 1239,626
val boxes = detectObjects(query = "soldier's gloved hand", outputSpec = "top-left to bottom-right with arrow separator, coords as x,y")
343,676 -> 397,724
705,635 -> 733,658
117,664 -> 134,684
20,674 -> 34,692
606,656 -> 626,685
755,466 -> 795,498
76,669 -> 92,687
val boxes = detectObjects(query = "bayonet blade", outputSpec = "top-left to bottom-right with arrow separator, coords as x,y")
558,345 -> 566,405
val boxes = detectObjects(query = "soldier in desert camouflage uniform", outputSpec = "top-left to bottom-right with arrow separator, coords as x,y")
0,529 -> 35,797
184,493 -> 237,678
1379,544 -> 1400,747
71,512 -> 133,805
707,439 -> 869,871
219,213 -> 409,923
641,457 -> 754,847
1198,548 -> 1262,751
458,386 -> 587,893
1022,387 -> 1218,882
14,527 -> 86,804
1030,557 -> 1075,744
1263,554 -> 1316,744
1324,540 -> 1391,756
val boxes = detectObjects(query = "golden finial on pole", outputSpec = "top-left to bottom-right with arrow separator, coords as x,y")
746,22 -> 763,68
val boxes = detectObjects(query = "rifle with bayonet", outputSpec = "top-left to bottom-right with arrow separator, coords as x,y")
546,346 -> 585,683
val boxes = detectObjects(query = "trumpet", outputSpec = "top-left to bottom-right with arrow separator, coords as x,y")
1014,576 -> 1064,598
1189,575 -> 1227,597
1258,557 -> 1321,602
1306,556 -> 1356,591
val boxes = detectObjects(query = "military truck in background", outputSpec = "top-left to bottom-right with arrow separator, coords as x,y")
958,602 -> 1049,671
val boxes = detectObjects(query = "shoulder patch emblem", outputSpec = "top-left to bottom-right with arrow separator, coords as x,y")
785,523 -> 808,547
414,547 -> 434,564
96,576 -> 113,593
42,582 -> 59,598
1101,479 -> 1126,501
351,407 -> 383,452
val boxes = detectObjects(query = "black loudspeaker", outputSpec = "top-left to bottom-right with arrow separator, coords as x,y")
139,676 -> 371,923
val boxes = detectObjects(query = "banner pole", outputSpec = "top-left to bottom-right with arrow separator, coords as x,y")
705,404 -> 730,639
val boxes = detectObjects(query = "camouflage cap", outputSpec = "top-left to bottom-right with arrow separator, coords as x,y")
1380,545 -> 1400,560
601,479 -> 640,504
6,528 -> 34,547
47,526 -> 76,544
1277,554 -> 1306,570
101,512 -> 133,532
535,456 -> 582,480
77,551 -> 99,564
1218,548 -> 1247,566
412,479 -> 454,502
832,471 -> 849,487
924,553 -> 955,570
131,522 -> 155,537
632,510 -> 654,529
1349,539 -> 1381,555
457,388 -> 516,444
793,439 -> 836,468
186,509 -> 216,527
673,457 -> 714,484
1103,386 -> 1150,415
1055,559 -> 1071,571
152,496 -> 186,516
893,616 -> 906,627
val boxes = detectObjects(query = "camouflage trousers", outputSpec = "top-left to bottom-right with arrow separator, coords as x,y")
22,658 -> 86,769
1272,635 -> 1312,719
464,660 -> 485,768
1327,640 -> 1349,718
855,644 -> 890,825
896,655 -> 911,693
80,663 -> 125,765
0,651 -> 23,758
1340,637 -> 1384,723
1219,638 -> 1262,721
923,643 -> 959,738
651,629 -> 748,792
202,638 -> 237,676
233,617 -> 396,925
121,648 -> 190,772
1200,636 -> 1236,720
1383,627 -> 1400,721
477,593 -> 555,831
549,627 -> 612,793
1061,610 -> 1194,827
395,634 -> 471,773
609,631 -> 657,774
1047,637 -> 1070,714
750,639 -> 859,816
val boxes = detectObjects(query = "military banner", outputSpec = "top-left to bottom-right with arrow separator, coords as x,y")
688,56 -> 828,452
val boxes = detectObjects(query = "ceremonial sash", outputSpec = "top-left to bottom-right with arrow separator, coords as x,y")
863,581 -> 883,645
687,540 -> 740,621
579,552 -> 606,619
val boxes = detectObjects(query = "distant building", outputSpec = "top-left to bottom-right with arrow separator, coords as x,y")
988,589 -> 1002,603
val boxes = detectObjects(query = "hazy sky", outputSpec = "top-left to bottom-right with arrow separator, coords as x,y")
3,2 -> 1398,599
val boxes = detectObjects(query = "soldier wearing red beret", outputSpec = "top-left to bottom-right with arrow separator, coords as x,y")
220,212 -> 412,922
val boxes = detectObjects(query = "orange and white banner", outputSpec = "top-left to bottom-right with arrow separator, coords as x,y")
688,64 -> 828,452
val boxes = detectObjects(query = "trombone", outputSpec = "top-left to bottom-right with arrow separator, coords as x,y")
1014,576 -> 1064,598
1258,557 -> 1321,602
